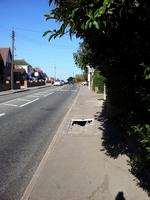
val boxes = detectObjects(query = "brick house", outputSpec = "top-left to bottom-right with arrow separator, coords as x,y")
14,59 -> 33,78
0,48 -> 12,90
0,54 -> 4,85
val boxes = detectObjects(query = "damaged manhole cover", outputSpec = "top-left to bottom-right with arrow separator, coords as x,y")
71,118 -> 94,126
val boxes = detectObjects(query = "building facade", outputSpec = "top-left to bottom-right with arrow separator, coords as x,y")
0,48 -> 12,90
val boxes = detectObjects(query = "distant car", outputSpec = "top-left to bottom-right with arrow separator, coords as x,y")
53,81 -> 61,86
60,80 -> 65,85
81,81 -> 88,86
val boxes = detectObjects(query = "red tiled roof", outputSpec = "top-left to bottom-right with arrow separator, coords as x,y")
0,48 -> 11,64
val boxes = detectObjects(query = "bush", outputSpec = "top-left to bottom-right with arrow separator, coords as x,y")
92,70 -> 105,93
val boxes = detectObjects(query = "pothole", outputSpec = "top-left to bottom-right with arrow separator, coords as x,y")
71,118 -> 94,126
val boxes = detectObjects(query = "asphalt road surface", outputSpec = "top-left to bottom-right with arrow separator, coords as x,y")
0,84 -> 78,200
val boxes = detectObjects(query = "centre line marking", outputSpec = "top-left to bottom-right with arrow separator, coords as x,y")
57,90 -> 77,92
19,98 -> 39,107
44,92 -> 54,97
37,92 -> 48,94
29,94 -> 44,97
0,113 -> 5,117
28,95 -> 41,97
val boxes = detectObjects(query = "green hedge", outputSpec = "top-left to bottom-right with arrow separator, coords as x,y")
92,70 -> 105,93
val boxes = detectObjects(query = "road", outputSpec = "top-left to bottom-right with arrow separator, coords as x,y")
0,84 -> 78,200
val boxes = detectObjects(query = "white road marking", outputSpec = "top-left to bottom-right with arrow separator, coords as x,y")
17,98 -> 31,102
44,92 -> 54,97
19,98 -> 39,107
28,95 -> 41,98
28,94 -> 45,97
2,98 -> 19,104
0,87 -> 64,109
57,90 -> 77,92
28,91 -> 55,98
34,93 -> 45,95
0,113 -> 5,117
2,103 -> 18,107
37,91 -> 48,94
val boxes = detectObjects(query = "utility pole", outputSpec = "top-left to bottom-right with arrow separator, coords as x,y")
54,65 -> 56,80
11,28 -> 15,90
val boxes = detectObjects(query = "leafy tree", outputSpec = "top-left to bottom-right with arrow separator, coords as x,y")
44,0 -> 150,191
75,74 -> 86,83
67,76 -> 74,84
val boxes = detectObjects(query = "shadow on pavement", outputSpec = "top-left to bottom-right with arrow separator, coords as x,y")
95,100 -> 150,196
95,103 -> 128,159
115,191 -> 126,200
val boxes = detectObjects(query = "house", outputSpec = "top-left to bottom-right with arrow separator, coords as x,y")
14,59 -> 33,88
0,48 -> 12,90
13,66 -> 27,87
46,77 -> 55,84
0,54 -> 4,86
14,59 -> 34,78
34,67 -> 47,81
14,60 -> 47,87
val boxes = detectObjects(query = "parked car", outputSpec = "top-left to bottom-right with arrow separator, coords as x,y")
81,81 -> 88,86
53,81 -> 61,86
60,80 -> 65,85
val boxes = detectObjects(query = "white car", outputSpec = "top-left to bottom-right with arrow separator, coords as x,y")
81,81 -> 88,86
53,81 -> 61,86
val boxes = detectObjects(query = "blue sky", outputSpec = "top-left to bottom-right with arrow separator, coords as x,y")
0,0 -> 82,80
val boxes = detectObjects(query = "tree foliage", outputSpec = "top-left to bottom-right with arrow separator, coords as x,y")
92,70 -> 105,93
45,0 -> 150,191
75,74 -> 87,83
67,76 -> 74,84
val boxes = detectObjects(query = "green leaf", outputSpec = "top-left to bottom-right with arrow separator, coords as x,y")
49,0 -> 53,6
93,21 -> 99,29
43,30 -> 52,37
85,19 -> 91,30
81,23 -> 85,30
71,8 -> 79,18
89,22 -> 93,28
87,10 -> 94,19
44,13 -> 55,20
48,34 -> 55,41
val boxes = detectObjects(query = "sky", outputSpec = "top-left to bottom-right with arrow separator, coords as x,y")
0,0 -> 82,80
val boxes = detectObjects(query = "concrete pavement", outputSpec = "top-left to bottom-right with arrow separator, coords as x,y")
21,86 -> 149,200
